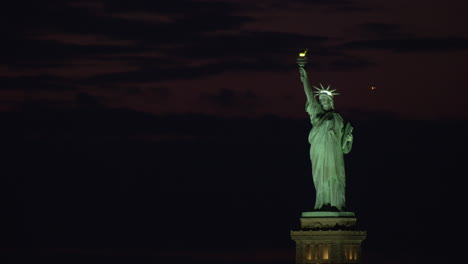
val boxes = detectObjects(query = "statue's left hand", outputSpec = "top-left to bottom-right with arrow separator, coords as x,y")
346,134 -> 353,142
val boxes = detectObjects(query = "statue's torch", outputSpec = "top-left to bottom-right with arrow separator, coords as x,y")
297,49 -> 308,68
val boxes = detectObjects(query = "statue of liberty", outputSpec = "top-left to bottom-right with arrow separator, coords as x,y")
297,51 -> 353,211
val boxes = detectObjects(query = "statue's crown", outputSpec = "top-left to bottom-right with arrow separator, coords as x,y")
313,83 -> 339,97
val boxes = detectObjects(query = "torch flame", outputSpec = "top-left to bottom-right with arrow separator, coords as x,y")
299,49 -> 308,57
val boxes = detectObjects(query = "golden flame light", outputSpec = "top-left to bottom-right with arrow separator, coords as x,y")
299,49 -> 308,57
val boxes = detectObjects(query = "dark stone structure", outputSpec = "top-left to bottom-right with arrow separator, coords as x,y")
291,213 -> 366,264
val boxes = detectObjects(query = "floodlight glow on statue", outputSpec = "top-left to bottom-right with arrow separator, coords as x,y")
297,50 -> 353,211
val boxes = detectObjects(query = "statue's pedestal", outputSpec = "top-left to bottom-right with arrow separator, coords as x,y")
291,211 -> 366,264
300,211 -> 356,229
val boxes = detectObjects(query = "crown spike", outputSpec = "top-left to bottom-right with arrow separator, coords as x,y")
312,84 -> 339,98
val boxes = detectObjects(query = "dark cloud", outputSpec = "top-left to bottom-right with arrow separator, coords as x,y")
103,0 -> 245,15
287,0 -> 372,13
123,86 -> 171,104
328,56 -> 375,71
11,29 -> 372,87
79,53 -> 319,85
341,108 -> 401,121
78,30 -> 336,84
1,1 -> 81,34
80,64 -> 219,85
102,0 -> 364,15
1,0 -> 257,75
74,92 -> 103,108
258,0 -> 360,9
341,37 -> 468,52
3,38 -> 141,68
103,0 -> 253,34
325,4 -> 372,13
298,0 -> 354,4
179,31 -> 329,58
3,0 -> 252,42
0,75 -> 77,91
78,61 -> 254,85
202,88 -> 259,108
2,0 -> 371,87
357,22 -> 410,38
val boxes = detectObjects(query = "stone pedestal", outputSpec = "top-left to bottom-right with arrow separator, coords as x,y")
301,211 -> 356,229
291,212 -> 366,264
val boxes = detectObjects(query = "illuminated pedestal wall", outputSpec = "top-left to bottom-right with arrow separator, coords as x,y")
291,217 -> 366,264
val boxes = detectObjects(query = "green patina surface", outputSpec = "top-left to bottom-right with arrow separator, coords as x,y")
301,211 -> 355,217
298,56 -> 354,211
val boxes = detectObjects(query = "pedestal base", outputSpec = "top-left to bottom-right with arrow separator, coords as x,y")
291,212 -> 366,263
300,211 -> 356,229
291,230 -> 366,264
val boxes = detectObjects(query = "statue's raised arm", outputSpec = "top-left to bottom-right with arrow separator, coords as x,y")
299,68 -> 318,106
297,53 -> 319,108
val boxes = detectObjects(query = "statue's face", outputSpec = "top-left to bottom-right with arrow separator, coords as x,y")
319,95 -> 333,110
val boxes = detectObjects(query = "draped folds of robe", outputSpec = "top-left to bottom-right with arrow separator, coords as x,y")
306,100 -> 352,211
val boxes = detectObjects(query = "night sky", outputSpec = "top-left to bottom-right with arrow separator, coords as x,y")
5,0 -> 468,263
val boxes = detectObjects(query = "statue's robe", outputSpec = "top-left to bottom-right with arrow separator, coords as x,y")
306,100 -> 352,210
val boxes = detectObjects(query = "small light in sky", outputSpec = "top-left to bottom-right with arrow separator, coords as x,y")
371,86 -> 376,91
